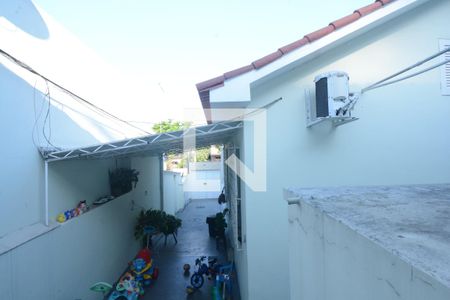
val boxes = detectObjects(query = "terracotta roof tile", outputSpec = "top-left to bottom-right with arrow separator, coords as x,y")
224,65 -> 254,79
196,0 -> 397,113
304,25 -> 335,43
279,37 -> 309,54
196,75 -> 224,91
355,2 -> 383,17
330,12 -> 361,30
252,50 -> 283,69
199,90 -> 212,123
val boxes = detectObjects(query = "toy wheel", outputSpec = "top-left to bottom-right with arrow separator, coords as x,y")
190,273 -> 204,289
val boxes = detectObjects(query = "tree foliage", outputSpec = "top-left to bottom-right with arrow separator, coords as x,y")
153,120 -> 212,168
152,120 -> 191,133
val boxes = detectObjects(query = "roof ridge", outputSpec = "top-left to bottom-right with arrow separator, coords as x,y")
196,0 -> 394,92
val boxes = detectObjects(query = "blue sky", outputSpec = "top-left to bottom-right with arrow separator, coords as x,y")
34,0 -> 370,123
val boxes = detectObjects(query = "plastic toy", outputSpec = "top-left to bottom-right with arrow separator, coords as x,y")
136,248 -> 151,263
186,285 -> 195,294
190,256 -> 220,289
214,263 -> 233,300
56,213 -> 66,223
90,282 -> 112,296
64,210 -> 72,220
131,258 -> 152,286
72,208 -> 79,217
77,200 -> 89,213
108,272 -> 141,300
183,263 -> 191,275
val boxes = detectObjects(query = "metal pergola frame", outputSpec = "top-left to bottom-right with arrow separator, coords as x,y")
41,121 -> 243,162
40,121 -> 243,226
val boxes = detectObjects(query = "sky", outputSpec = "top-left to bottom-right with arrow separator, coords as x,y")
33,0 -> 370,124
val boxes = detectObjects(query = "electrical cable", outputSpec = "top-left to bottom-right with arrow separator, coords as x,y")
362,48 -> 450,94
0,48 -> 150,135
227,97 -> 283,122
42,80 -> 57,148
32,80 -> 46,148
362,59 -> 450,93
42,94 -> 133,137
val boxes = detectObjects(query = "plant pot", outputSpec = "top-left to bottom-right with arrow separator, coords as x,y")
206,215 -> 216,237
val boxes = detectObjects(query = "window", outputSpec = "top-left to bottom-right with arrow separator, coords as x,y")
439,39 -> 450,96
224,145 -> 243,248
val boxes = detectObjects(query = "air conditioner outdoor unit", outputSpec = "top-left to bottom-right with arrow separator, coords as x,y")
306,71 -> 358,127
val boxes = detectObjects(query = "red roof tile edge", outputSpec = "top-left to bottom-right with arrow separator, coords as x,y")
197,0 -> 396,121
196,0 -> 395,93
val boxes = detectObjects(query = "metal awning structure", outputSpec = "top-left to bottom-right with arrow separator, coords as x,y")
41,121 -> 243,162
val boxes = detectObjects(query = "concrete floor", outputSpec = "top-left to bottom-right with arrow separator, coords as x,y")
142,198 -> 239,300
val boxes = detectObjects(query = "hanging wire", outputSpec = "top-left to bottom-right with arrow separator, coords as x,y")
32,80 -> 46,148
0,48 -> 150,135
45,95 -> 133,137
42,80 -> 57,148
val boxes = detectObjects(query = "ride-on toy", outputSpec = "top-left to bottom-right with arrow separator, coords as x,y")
190,256 -> 220,289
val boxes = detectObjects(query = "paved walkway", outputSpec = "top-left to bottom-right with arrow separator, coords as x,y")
142,198 -> 237,300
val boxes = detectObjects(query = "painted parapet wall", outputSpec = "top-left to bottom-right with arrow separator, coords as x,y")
0,192 -> 140,300
286,195 -> 450,300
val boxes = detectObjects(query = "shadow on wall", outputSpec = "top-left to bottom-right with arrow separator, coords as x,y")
0,0 -> 49,39
0,64 -> 100,149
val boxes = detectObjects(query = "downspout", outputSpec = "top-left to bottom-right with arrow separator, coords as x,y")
159,154 -> 164,211
44,160 -> 49,226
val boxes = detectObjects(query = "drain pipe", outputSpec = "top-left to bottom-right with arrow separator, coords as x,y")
44,160 -> 49,226
285,197 -> 301,205
159,154 -> 164,211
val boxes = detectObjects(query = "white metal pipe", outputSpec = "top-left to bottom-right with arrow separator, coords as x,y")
44,161 -> 49,226
286,197 -> 301,205
362,48 -> 450,93
363,59 -> 450,93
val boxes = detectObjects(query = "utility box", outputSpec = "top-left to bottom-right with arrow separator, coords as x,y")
314,71 -> 349,117
305,71 -> 358,128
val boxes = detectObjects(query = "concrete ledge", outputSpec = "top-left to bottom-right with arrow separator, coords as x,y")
0,222 -> 60,255
286,184 -> 450,295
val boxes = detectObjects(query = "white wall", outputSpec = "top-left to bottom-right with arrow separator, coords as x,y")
0,0 -> 142,239
224,131 -> 250,300
48,158 -> 117,219
0,2 -> 163,299
0,192 -> 140,300
163,171 -> 184,215
0,62 -> 103,237
288,198 -> 450,300
237,1 -> 450,299
184,161 -> 222,200
131,156 -> 162,211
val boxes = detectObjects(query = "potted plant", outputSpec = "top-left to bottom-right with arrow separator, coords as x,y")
134,209 -> 166,240
134,209 -> 182,246
207,208 -> 228,239
109,168 -> 139,197
161,214 -> 182,245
